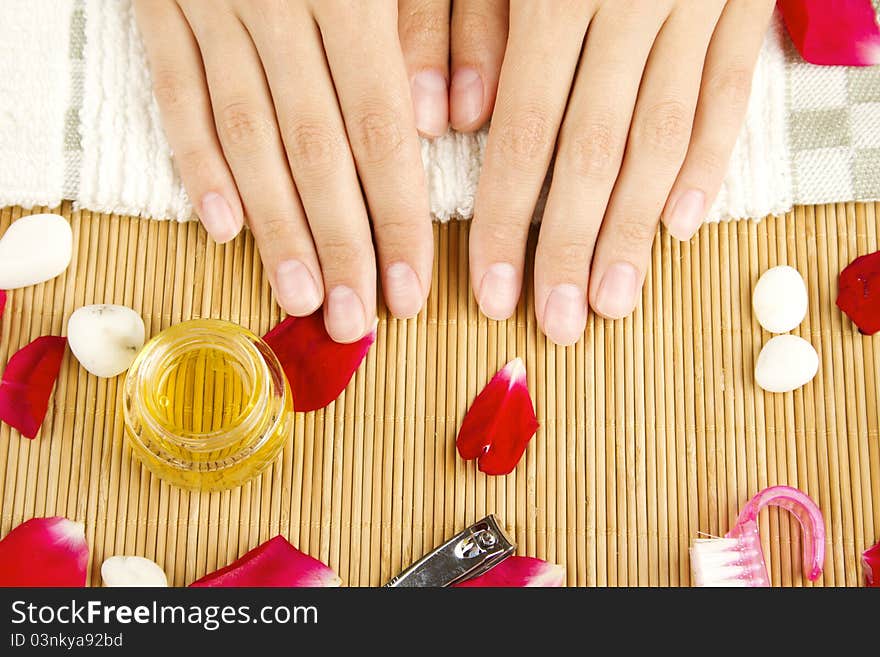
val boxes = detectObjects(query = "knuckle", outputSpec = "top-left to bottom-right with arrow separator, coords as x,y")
350,104 -> 405,165
597,0 -> 649,29
150,68 -> 195,115
250,0 -> 290,20
705,65 -> 754,108
316,231 -> 365,272
518,0 -> 586,28
400,4 -> 448,50
372,214 -> 428,249
283,118 -> 345,179
256,215 -> 296,248
216,101 -> 274,153
690,146 -> 728,179
612,215 -> 658,246
547,241 -> 593,277
561,118 -> 623,180
494,108 -> 555,169
472,218 -> 529,257
246,0 -> 296,48
173,147 -> 219,182
633,100 -> 692,156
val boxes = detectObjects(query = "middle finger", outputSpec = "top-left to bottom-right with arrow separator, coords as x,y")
469,0 -> 592,321
316,1 -> 435,321
535,2 -> 670,344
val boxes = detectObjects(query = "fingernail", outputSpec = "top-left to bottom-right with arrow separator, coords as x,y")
594,262 -> 640,319
478,263 -> 519,320
326,285 -> 368,343
543,284 -> 587,346
450,67 -> 483,128
411,70 -> 448,137
666,189 -> 706,241
275,259 -> 322,316
384,262 -> 424,318
200,192 -> 240,243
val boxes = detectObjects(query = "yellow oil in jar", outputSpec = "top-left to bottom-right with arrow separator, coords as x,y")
123,320 -> 292,491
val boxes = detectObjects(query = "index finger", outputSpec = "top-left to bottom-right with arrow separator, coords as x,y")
316,2 -> 434,320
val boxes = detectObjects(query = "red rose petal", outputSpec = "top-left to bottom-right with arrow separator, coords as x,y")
456,358 -> 539,476
836,250 -> 880,335
263,312 -> 376,412
454,556 -> 565,587
778,0 -> 880,66
190,535 -> 341,587
0,291 -> 7,321
864,539 -> 880,587
0,335 -> 67,438
0,517 -> 88,587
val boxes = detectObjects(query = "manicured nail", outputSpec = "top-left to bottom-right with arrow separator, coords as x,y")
275,259 -> 322,316
478,263 -> 519,320
543,284 -> 587,346
666,189 -> 706,241
411,70 -> 448,137
594,262 -> 640,319
450,67 -> 483,128
384,262 -> 424,318
326,285 -> 368,343
199,192 -> 240,243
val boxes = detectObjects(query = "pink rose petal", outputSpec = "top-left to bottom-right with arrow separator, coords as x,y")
456,358 -> 539,476
264,312 -> 376,412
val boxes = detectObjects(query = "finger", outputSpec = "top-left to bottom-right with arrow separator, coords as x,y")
180,3 -> 326,322
317,2 -> 433,320
589,1 -> 726,320
449,0 -> 508,131
239,3 -> 378,342
399,0 -> 451,136
134,0 -> 244,243
535,4 -> 669,345
470,1 -> 590,321
662,0 -> 776,240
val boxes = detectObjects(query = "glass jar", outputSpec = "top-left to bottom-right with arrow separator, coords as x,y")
123,319 -> 292,491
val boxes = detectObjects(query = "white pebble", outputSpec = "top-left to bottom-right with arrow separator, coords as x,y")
752,266 -> 808,334
101,556 -> 168,587
0,214 -> 73,289
67,305 -> 146,378
755,335 -> 819,393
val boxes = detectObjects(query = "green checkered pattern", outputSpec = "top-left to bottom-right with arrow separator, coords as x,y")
787,2 -> 880,204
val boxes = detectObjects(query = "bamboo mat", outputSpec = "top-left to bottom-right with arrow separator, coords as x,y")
0,201 -> 878,587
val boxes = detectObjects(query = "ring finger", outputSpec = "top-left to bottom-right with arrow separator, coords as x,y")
535,3 -> 670,344
588,0 -> 726,319
179,2 -> 327,321
239,1 -> 379,342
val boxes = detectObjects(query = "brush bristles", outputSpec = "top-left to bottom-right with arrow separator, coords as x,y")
690,538 -> 753,587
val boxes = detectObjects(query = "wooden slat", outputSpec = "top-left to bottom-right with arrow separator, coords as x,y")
0,201 -> 877,587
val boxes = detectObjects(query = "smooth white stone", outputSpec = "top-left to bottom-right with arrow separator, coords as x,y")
752,265 -> 808,334
67,305 -> 146,378
101,556 -> 168,587
0,214 -> 73,289
755,335 -> 819,393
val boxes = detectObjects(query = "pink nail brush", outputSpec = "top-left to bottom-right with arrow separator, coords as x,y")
690,485 -> 825,587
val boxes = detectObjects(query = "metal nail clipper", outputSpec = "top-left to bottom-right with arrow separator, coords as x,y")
385,515 -> 515,587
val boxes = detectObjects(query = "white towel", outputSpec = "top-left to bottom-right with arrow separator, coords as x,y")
1,1 -> 872,226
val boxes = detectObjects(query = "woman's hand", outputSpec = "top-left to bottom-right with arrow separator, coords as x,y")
134,0 -> 450,342
454,0 -> 776,345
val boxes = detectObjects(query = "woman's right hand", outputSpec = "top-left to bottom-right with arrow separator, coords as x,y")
134,0 -> 450,342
